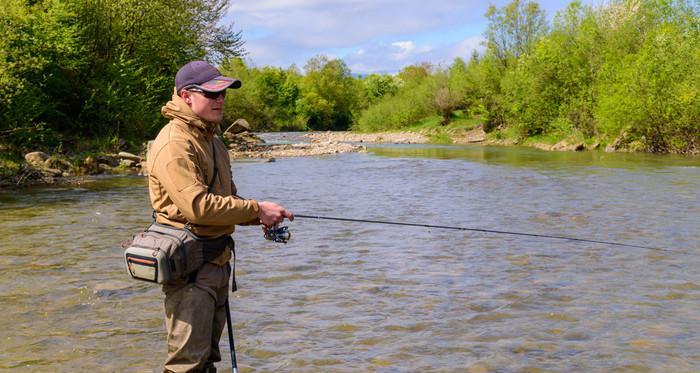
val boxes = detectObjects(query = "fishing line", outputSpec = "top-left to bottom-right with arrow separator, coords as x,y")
293,214 -> 692,256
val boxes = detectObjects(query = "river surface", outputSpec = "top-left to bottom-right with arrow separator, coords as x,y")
1,141 -> 699,372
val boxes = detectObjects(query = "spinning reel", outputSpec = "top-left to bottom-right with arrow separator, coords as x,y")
264,226 -> 291,244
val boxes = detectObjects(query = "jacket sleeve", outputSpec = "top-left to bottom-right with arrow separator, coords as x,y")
153,140 -> 260,225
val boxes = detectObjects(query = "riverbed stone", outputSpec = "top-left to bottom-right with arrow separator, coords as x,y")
454,128 -> 487,143
552,140 -> 585,152
139,161 -> 148,176
305,131 -> 427,144
25,151 -> 49,165
120,159 -> 137,168
224,119 -> 251,135
97,155 -> 119,167
82,156 -> 100,174
42,168 -> 63,177
605,139 -> 620,152
45,157 -> 72,171
226,131 -> 264,151
606,132 -> 629,152
532,143 -> 554,151
118,151 -> 142,162
587,141 -> 601,150
98,163 -> 113,173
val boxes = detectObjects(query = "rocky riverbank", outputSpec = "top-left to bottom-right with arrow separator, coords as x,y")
304,131 -> 428,144
1,130 -> 371,187
1,151 -> 146,188
225,130 -> 434,159
2,127 -> 666,188
223,122 -> 369,160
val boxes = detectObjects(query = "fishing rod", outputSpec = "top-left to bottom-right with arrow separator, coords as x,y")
264,214 -> 688,255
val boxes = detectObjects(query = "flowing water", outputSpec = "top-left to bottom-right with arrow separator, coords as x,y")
1,141 -> 699,372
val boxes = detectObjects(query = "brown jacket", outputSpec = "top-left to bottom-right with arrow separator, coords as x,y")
147,93 -> 260,244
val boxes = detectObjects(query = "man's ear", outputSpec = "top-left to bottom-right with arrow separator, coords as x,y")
180,90 -> 192,105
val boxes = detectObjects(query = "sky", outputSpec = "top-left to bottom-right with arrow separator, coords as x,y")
226,0 -> 601,75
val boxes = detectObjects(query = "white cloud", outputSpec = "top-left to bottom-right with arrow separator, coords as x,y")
391,41 -> 415,59
225,0 -> 602,73
450,36 -> 486,60
229,0 -> 482,48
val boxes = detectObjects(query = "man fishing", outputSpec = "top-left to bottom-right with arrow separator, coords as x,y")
147,60 -> 294,372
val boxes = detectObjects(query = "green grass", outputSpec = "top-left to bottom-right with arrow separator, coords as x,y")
352,110 -> 486,145
427,133 -> 453,144
0,158 -> 20,179
405,111 -> 482,132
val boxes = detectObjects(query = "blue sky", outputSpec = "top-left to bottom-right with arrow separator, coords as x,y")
226,0 -> 602,74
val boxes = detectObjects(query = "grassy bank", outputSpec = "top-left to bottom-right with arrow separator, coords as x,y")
365,111 -> 613,152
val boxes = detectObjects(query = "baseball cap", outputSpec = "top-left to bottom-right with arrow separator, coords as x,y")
175,60 -> 242,93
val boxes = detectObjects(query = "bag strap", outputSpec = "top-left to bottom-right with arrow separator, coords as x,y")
152,140 -> 219,227
208,140 -> 218,193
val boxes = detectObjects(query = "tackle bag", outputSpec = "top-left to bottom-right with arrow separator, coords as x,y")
123,223 -> 232,284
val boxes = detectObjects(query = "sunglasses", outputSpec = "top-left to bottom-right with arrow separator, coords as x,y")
187,88 -> 226,99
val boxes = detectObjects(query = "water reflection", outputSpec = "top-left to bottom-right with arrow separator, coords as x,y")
0,145 -> 698,372
368,143 -> 700,170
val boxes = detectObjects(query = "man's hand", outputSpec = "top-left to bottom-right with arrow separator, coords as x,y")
258,201 -> 294,227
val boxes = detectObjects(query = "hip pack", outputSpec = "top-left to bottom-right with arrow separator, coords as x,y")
125,140 -> 229,284
123,223 -> 232,284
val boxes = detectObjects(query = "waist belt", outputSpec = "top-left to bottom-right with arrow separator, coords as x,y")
188,235 -> 235,285
200,235 -> 234,262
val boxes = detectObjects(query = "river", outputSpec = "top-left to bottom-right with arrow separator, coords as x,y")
1,141 -> 699,372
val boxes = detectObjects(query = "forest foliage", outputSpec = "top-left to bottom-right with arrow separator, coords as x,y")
0,0 -> 243,154
1,0 -> 698,156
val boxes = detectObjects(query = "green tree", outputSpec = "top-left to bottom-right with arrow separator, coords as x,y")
397,62 -> 432,85
498,1 -> 600,138
433,57 -> 482,125
597,15 -> 700,153
361,73 -> 400,107
75,0 -> 245,144
297,55 -> 359,130
485,0 -> 548,67
0,0 -> 84,150
221,60 -> 302,131
0,0 -> 245,154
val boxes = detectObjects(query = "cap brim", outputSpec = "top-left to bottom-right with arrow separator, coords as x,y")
196,76 -> 242,92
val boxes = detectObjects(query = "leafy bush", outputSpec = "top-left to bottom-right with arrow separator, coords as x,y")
354,79 -> 435,132
597,22 -> 700,153
0,0 -> 245,155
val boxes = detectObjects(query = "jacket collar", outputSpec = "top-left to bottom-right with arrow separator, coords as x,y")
161,91 -> 220,136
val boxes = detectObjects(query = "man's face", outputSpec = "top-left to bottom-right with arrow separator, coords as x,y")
181,89 -> 226,124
